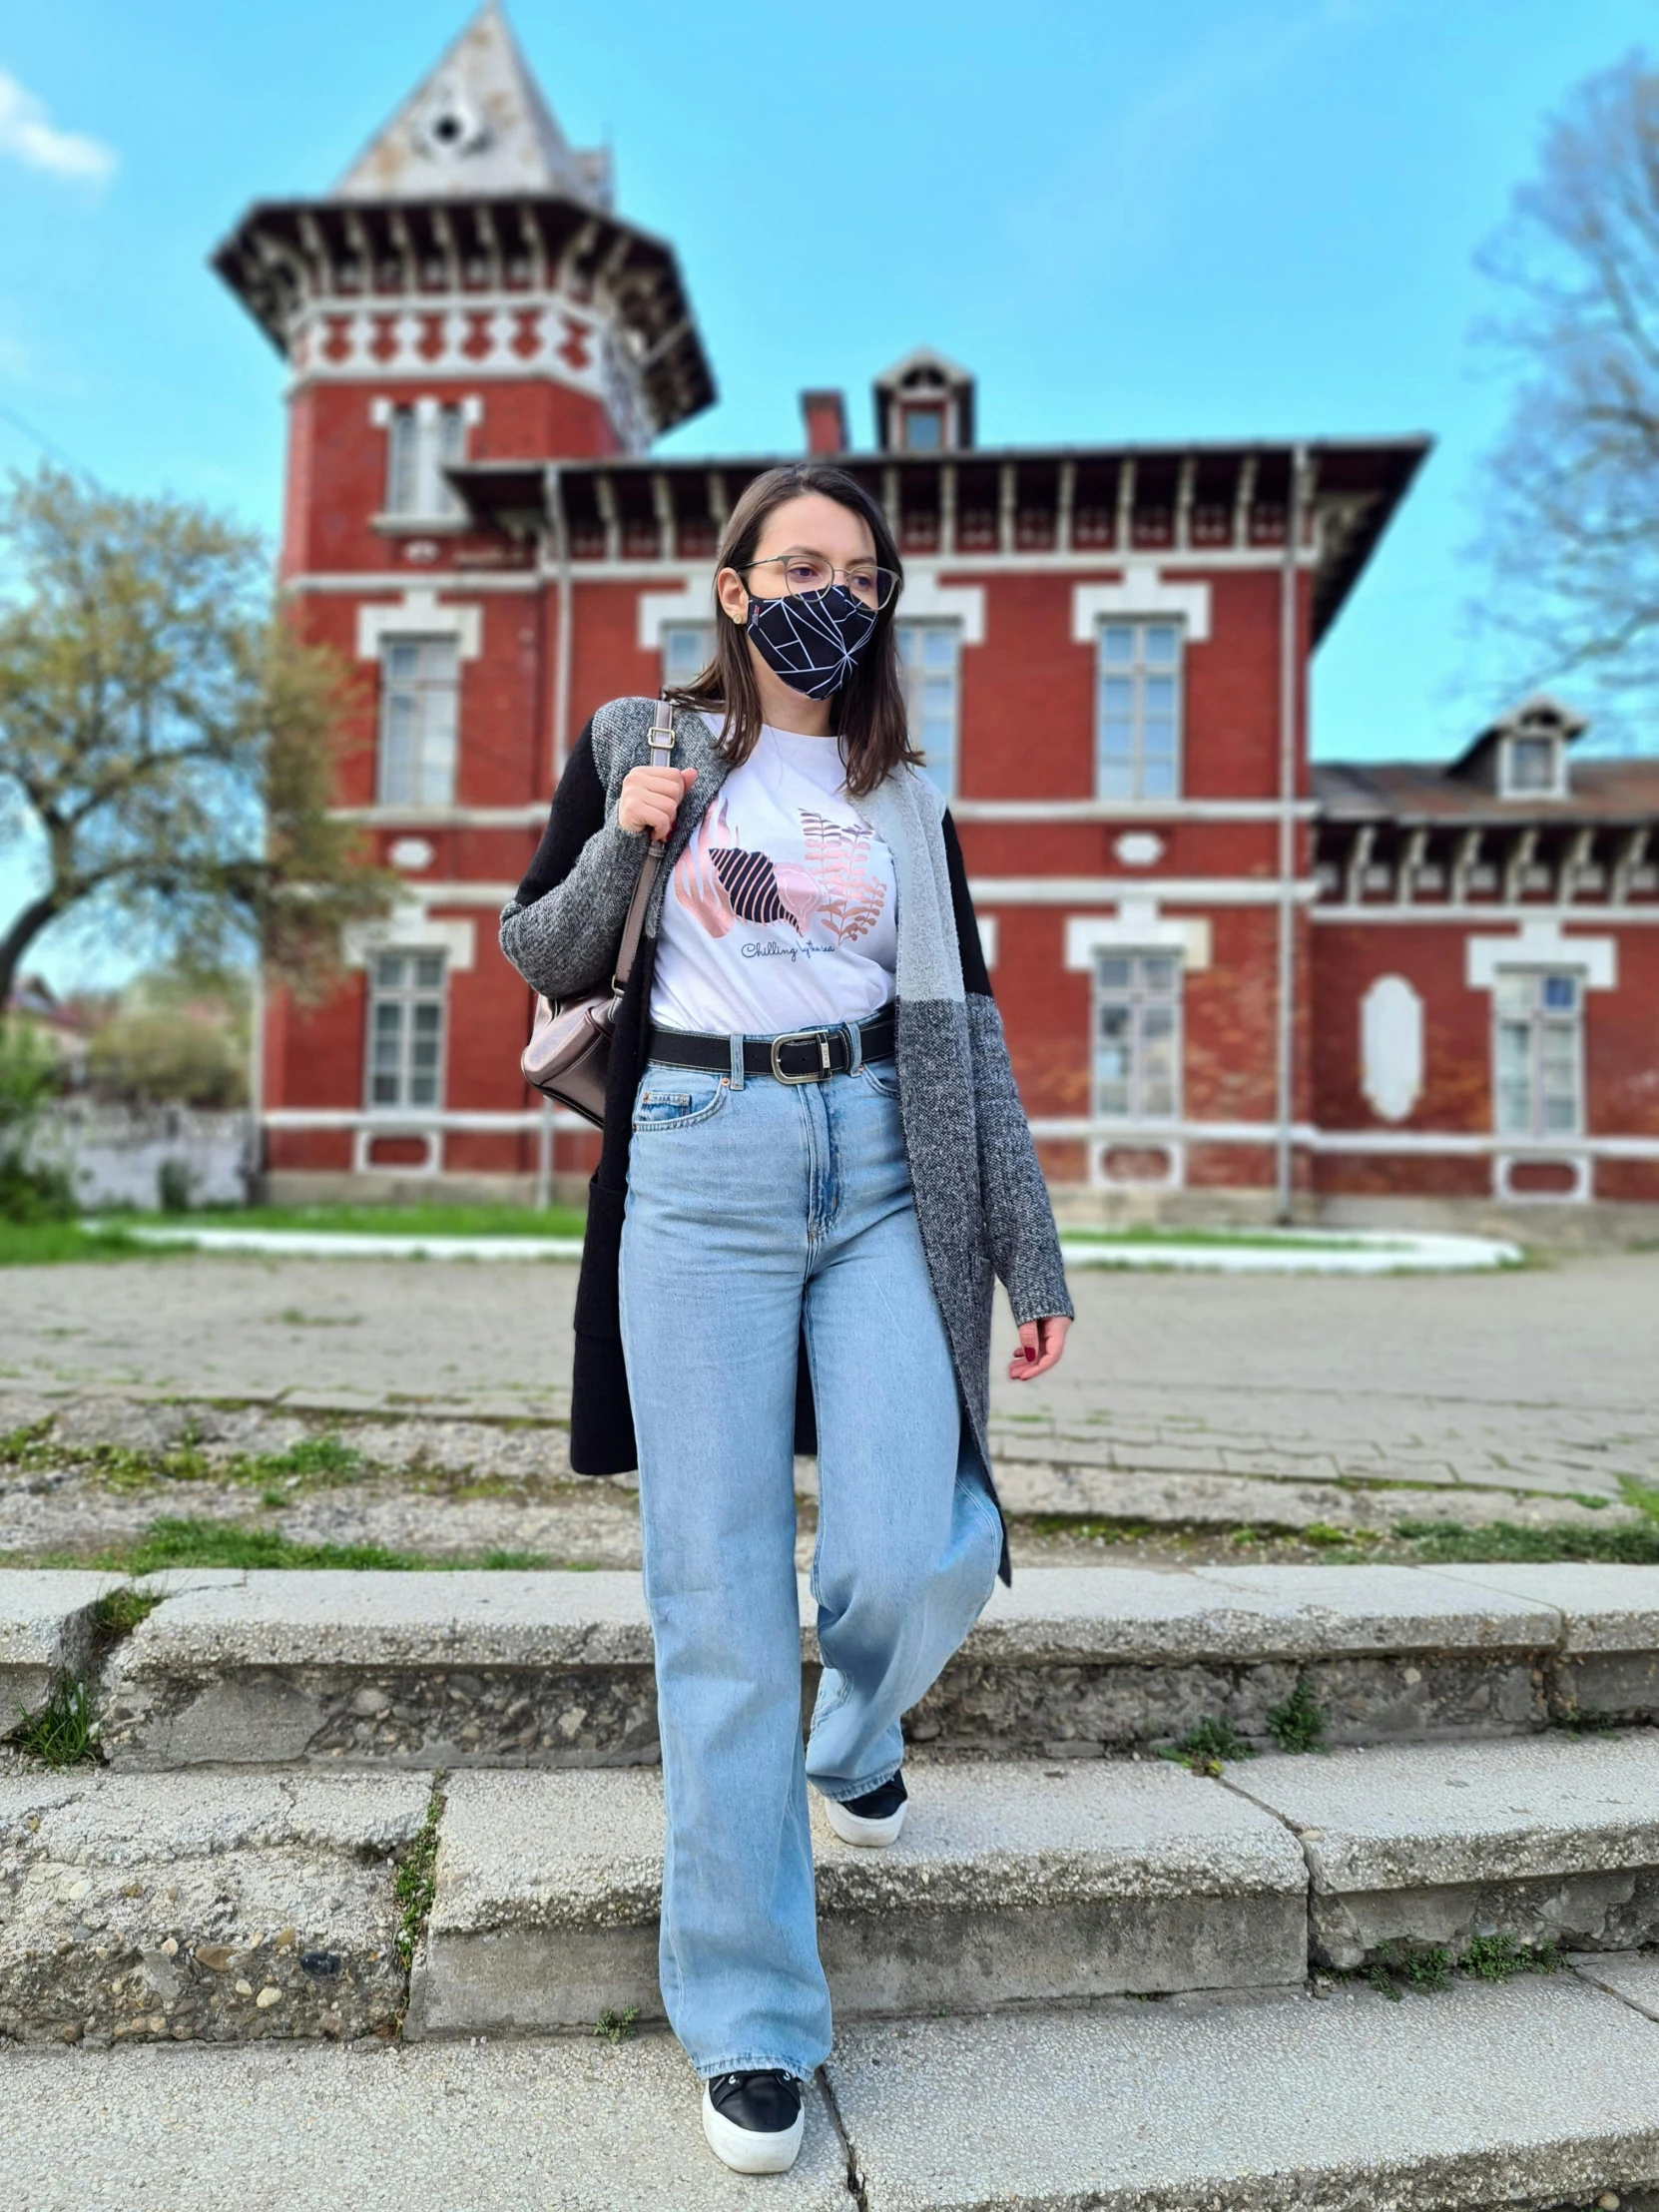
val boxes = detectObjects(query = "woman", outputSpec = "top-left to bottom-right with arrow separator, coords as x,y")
499,462 -> 1072,2175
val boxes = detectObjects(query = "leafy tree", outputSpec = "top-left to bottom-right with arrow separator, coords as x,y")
1476,53 -> 1659,737
0,464 -> 393,1015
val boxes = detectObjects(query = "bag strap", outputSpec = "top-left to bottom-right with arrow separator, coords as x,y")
611,695 -> 678,996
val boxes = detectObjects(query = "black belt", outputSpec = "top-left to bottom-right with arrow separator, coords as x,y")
647,1009 -> 896,1085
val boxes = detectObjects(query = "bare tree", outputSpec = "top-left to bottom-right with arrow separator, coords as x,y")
1476,51 -> 1659,737
0,465 -> 393,1014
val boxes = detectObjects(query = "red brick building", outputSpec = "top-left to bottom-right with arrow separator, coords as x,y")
216,4 -> 1659,1227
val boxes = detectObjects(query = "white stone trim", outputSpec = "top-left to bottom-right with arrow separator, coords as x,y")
976,914 -> 998,970
341,907 -> 476,972
1360,975 -> 1424,1124
1493,1152 -> 1592,1203
637,575 -> 716,650
894,564 -> 986,644
972,876 -> 1315,906
951,799 -> 1317,824
1315,904 -> 1659,925
1063,900 -> 1213,972
1465,918 -> 1617,991
1071,563 -> 1212,646
355,588 -> 483,662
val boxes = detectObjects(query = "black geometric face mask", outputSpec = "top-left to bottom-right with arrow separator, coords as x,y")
745,582 -> 878,701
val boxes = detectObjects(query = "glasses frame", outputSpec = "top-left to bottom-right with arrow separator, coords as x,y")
735,548 -> 900,612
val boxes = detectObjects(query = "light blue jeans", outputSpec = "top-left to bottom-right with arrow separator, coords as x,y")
617,1027 -> 1003,2081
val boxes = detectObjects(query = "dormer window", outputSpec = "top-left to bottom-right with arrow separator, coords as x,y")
1501,733 -> 1565,800
898,405 -> 945,451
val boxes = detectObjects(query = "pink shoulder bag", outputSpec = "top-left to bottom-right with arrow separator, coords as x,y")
520,696 -> 678,1128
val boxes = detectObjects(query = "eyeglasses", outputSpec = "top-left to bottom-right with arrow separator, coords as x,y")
738,551 -> 899,612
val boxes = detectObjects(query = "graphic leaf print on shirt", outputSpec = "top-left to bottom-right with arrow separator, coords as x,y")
670,795 -> 887,946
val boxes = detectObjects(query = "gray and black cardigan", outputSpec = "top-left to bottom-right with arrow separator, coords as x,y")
499,696 -> 1074,1582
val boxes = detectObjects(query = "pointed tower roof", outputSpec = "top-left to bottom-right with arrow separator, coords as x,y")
333,1 -> 612,210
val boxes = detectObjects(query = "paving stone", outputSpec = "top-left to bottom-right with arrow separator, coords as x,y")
828,1977 -> 1659,2211
406,1759 -> 1307,2037
0,2032 -> 849,2209
0,1767 -> 431,2044
1571,1948 -> 1659,2024
99,1570 -> 661,1769
0,1570 -> 117,1726
1228,1733 -> 1659,1968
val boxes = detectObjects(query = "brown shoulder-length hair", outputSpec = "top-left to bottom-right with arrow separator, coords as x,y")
665,462 -> 920,800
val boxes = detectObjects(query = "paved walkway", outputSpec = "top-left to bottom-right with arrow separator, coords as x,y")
3,1251 -> 1656,1524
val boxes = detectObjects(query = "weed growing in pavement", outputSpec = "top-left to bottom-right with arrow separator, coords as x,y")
1550,1704 -> 1618,1737
1461,1933 -> 1560,1982
393,1780 -> 447,1973
119,1517 -> 423,1574
594,2006 -> 640,2044
1392,1516 -> 1659,1567
1265,1677 -> 1328,1754
1160,1717 -> 1255,1776
11,1671 -> 97,1767
1351,1934 -> 1559,1999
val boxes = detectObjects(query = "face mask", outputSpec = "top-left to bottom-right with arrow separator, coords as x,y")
745,582 -> 878,701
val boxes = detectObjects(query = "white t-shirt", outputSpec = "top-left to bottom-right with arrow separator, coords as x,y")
648,719 -> 897,1036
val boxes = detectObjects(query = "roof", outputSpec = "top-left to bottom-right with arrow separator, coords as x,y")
450,433 -> 1430,646
1313,755 -> 1659,826
333,1 -> 611,210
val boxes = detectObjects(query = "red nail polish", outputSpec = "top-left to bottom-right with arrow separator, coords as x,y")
1023,1346 -> 1037,1363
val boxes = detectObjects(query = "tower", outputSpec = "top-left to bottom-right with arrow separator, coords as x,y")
212,2 -> 713,1200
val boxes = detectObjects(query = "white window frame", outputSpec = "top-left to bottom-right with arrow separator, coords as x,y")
364,948 -> 448,1111
896,619 -> 962,798
1499,732 -> 1566,800
377,397 -> 475,523
1491,967 -> 1584,1139
1095,617 -> 1184,802
660,621 -> 716,691
377,635 -> 459,807
1092,947 -> 1184,1122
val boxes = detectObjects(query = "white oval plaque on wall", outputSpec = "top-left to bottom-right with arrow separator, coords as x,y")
1113,831 -> 1165,868
1361,973 -> 1424,1123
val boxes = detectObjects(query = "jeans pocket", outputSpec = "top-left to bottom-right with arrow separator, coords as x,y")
860,1057 -> 900,1098
631,1072 -> 730,1131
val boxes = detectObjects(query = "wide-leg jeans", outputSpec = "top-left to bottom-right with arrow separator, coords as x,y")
617,1031 -> 1003,2081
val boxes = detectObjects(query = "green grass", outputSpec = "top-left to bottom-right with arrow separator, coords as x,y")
1160,1716 -> 1256,1774
11,1671 -> 98,1767
182,1203 -> 588,1239
0,1219 -> 159,1266
0,1420 -> 371,1498
2,1517 -> 581,1577
1392,1514 -> 1659,1567
593,2006 -> 640,2044
393,1779 -> 447,1973
1266,1677 -> 1329,1754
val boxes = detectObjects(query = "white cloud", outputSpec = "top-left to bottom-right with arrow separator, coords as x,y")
0,71 -> 116,185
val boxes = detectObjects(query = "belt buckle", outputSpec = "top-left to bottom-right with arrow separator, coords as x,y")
770,1029 -> 832,1084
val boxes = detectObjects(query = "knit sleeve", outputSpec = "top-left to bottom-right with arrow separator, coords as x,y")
498,718 -> 651,1000
942,810 -> 1074,1326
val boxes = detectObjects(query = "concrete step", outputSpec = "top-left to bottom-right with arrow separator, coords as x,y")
5,1975 -> 1659,2210
0,1767 -> 430,2045
0,1570 -> 116,1726
829,1972 -> 1659,2212
34,1560 -> 1659,1770
404,1759 -> 1309,2037
1225,1730 -> 1659,1969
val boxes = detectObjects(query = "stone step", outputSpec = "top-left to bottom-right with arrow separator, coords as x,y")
0,1570 -> 117,1727
49,1560 -> 1659,1770
1224,1729 -> 1659,1969
0,1767 -> 431,2045
5,1974 -> 1659,2210
403,1759 -> 1309,2037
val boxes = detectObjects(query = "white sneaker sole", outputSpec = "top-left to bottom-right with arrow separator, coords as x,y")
824,1792 -> 906,1848
701,2083 -> 805,2174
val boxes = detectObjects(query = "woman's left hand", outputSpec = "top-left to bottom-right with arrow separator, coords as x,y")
1008,1314 -> 1070,1381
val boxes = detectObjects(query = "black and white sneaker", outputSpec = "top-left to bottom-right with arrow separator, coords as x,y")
701,2070 -> 805,2174
824,1770 -> 907,1848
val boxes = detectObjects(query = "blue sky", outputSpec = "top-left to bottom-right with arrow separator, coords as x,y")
0,0 -> 1653,985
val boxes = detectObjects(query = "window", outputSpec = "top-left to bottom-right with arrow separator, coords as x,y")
378,637 -> 459,806
661,622 -> 716,691
1097,620 -> 1182,801
1501,733 -> 1563,799
1093,951 -> 1182,1119
384,402 -> 466,520
896,622 -> 961,796
366,950 -> 446,1109
1493,970 -> 1582,1137
899,404 -> 944,450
